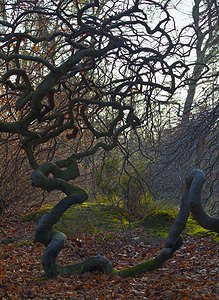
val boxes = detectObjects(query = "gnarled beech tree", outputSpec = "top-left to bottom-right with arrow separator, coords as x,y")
0,0 -> 218,278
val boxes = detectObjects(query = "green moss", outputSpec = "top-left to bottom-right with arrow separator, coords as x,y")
185,217 -> 219,242
22,203 -> 218,242
22,202 -> 129,236
213,234 -> 219,243
16,240 -> 34,247
36,275 -> 52,282
21,204 -> 52,222
113,258 -> 158,277
140,209 -> 177,238
155,198 -> 179,212
140,209 -> 218,241
142,210 -> 176,225
56,203 -> 128,236
185,216 -> 209,236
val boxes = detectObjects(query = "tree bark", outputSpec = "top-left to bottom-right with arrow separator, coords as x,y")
187,169 -> 219,233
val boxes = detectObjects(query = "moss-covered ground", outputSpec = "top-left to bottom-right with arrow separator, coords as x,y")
139,209 -> 218,241
22,202 -> 129,236
21,202 -> 218,242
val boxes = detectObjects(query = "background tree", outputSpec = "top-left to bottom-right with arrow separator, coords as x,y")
145,0 -> 218,209
182,0 -> 219,120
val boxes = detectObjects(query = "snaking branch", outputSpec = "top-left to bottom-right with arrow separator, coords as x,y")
33,167 -> 218,278
32,157 -> 114,277
187,169 -> 219,233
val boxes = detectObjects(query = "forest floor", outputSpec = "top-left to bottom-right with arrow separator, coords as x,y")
0,203 -> 218,300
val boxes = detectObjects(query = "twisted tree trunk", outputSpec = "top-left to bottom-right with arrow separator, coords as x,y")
32,157 -> 114,277
187,169 -> 219,233
32,167 -> 218,278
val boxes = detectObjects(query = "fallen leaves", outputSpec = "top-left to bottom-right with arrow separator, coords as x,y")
0,209 -> 218,299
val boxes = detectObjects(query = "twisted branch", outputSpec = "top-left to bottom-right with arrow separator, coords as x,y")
32,157 -> 113,277
187,169 -> 219,233
33,166 -> 218,278
114,169 -> 219,277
